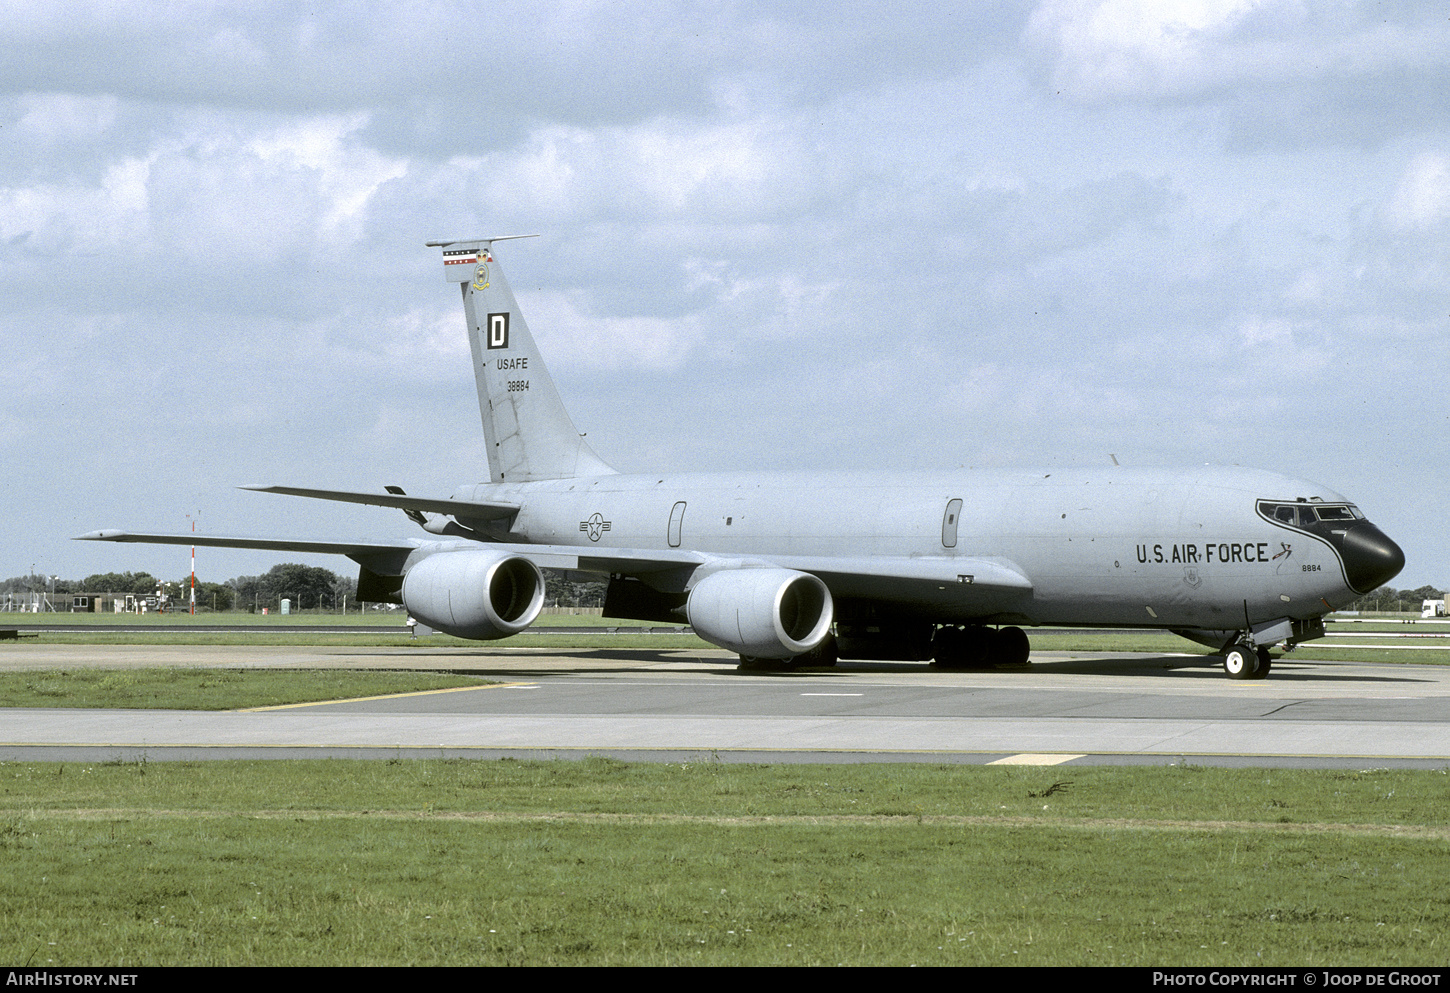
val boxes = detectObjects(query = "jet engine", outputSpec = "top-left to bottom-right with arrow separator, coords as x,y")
400,549 -> 545,640
686,568 -> 834,659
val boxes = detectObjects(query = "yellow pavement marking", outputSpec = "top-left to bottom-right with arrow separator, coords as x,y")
987,753 -> 1085,766
237,681 -> 540,712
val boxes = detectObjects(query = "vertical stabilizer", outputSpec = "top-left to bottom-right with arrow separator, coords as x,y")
428,237 -> 614,483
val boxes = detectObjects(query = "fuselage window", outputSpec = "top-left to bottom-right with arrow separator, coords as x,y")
942,498 -> 963,548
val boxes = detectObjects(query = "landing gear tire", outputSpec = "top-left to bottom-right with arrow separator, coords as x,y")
1254,647 -> 1273,679
932,625 -> 1029,668
737,655 -> 788,672
931,626 -> 965,668
932,626 -> 990,669
996,626 -> 1030,666
1223,642 -> 1260,680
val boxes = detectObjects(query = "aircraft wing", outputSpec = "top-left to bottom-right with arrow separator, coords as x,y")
75,530 -> 424,557
77,530 -> 1028,591
748,553 -> 1033,617
240,484 -> 520,521
75,529 -> 710,577
768,554 -> 1032,594
408,543 -> 1030,591
434,543 -> 1033,605
73,530 -> 710,586
398,539 -> 709,576
76,530 -> 1031,615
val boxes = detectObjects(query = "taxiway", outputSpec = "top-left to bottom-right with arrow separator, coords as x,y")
1,645 -> 1447,767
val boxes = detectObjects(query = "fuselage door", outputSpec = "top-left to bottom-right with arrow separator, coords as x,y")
668,501 -> 687,547
942,498 -> 962,549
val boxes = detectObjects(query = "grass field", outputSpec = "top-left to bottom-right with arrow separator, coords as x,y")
2,760 -> 1448,966
0,667 -> 494,710
2,610 -> 710,650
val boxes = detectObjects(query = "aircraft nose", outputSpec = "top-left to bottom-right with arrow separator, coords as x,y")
1340,522 -> 1405,595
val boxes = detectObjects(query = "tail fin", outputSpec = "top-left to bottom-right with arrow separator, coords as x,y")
428,237 -> 614,483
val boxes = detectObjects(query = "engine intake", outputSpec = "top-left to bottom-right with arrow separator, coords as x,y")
686,568 -> 833,659
401,549 -> 545,640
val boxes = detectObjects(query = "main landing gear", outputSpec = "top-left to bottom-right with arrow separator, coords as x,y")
737,624 -> 1034,671
930,625 -> 1030,669
1222,640 -> 1274,680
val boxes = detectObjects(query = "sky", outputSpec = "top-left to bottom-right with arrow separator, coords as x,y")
3,0 -> 1447,590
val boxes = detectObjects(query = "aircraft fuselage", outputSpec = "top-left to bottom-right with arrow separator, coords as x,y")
454,463 -> 1398,632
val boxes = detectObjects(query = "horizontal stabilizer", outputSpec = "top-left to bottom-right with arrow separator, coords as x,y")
240,484 -> 520,521
426,235 -> 538,282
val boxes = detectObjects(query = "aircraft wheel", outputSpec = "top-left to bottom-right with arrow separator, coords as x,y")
1222,642 -> 1259,680
962,626 -> 994,668
931,626 -> 965,668
996,626 -> 1030,666
934,626 -> 995,668
737,655 -> 788,672
1254,647 -> 1273,679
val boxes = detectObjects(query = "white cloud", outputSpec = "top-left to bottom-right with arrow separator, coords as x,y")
1388,153 -> 1450,229
0,152 -> 151,249
0,110 -> 408,268
472,116 -> 812,222
1233,313 -> 1332,377
247,115 -> 409,241
1025,0 -> 1450,109
12,92 -> 119,143
525,290 -> 702,372
1026,0 -> 1283,98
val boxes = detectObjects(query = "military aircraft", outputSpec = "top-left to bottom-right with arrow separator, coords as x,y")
80,236 -> 1406,679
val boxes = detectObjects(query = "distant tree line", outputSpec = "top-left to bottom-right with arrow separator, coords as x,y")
1347,585 -> 1446,613
229,564 -> 357,613
544,571 -> 606,608
2,565 -> 357,612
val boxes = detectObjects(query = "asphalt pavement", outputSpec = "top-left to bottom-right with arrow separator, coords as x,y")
2,644 -> 1447,767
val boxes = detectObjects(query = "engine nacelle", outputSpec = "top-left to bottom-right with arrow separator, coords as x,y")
686,568 -> 834,659
401,549 -> 545,640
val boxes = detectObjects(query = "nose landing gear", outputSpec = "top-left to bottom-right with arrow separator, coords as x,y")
1222,640 -> 1274,680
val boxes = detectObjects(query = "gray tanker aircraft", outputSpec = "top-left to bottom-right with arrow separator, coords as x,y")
81,237 -> 1406,679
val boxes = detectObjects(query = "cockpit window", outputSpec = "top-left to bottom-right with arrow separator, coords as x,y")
1257,500 -> 1364,528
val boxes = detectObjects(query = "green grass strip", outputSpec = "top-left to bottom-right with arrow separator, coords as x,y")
2,761 -> 1448,966
0,668 -> 494,711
